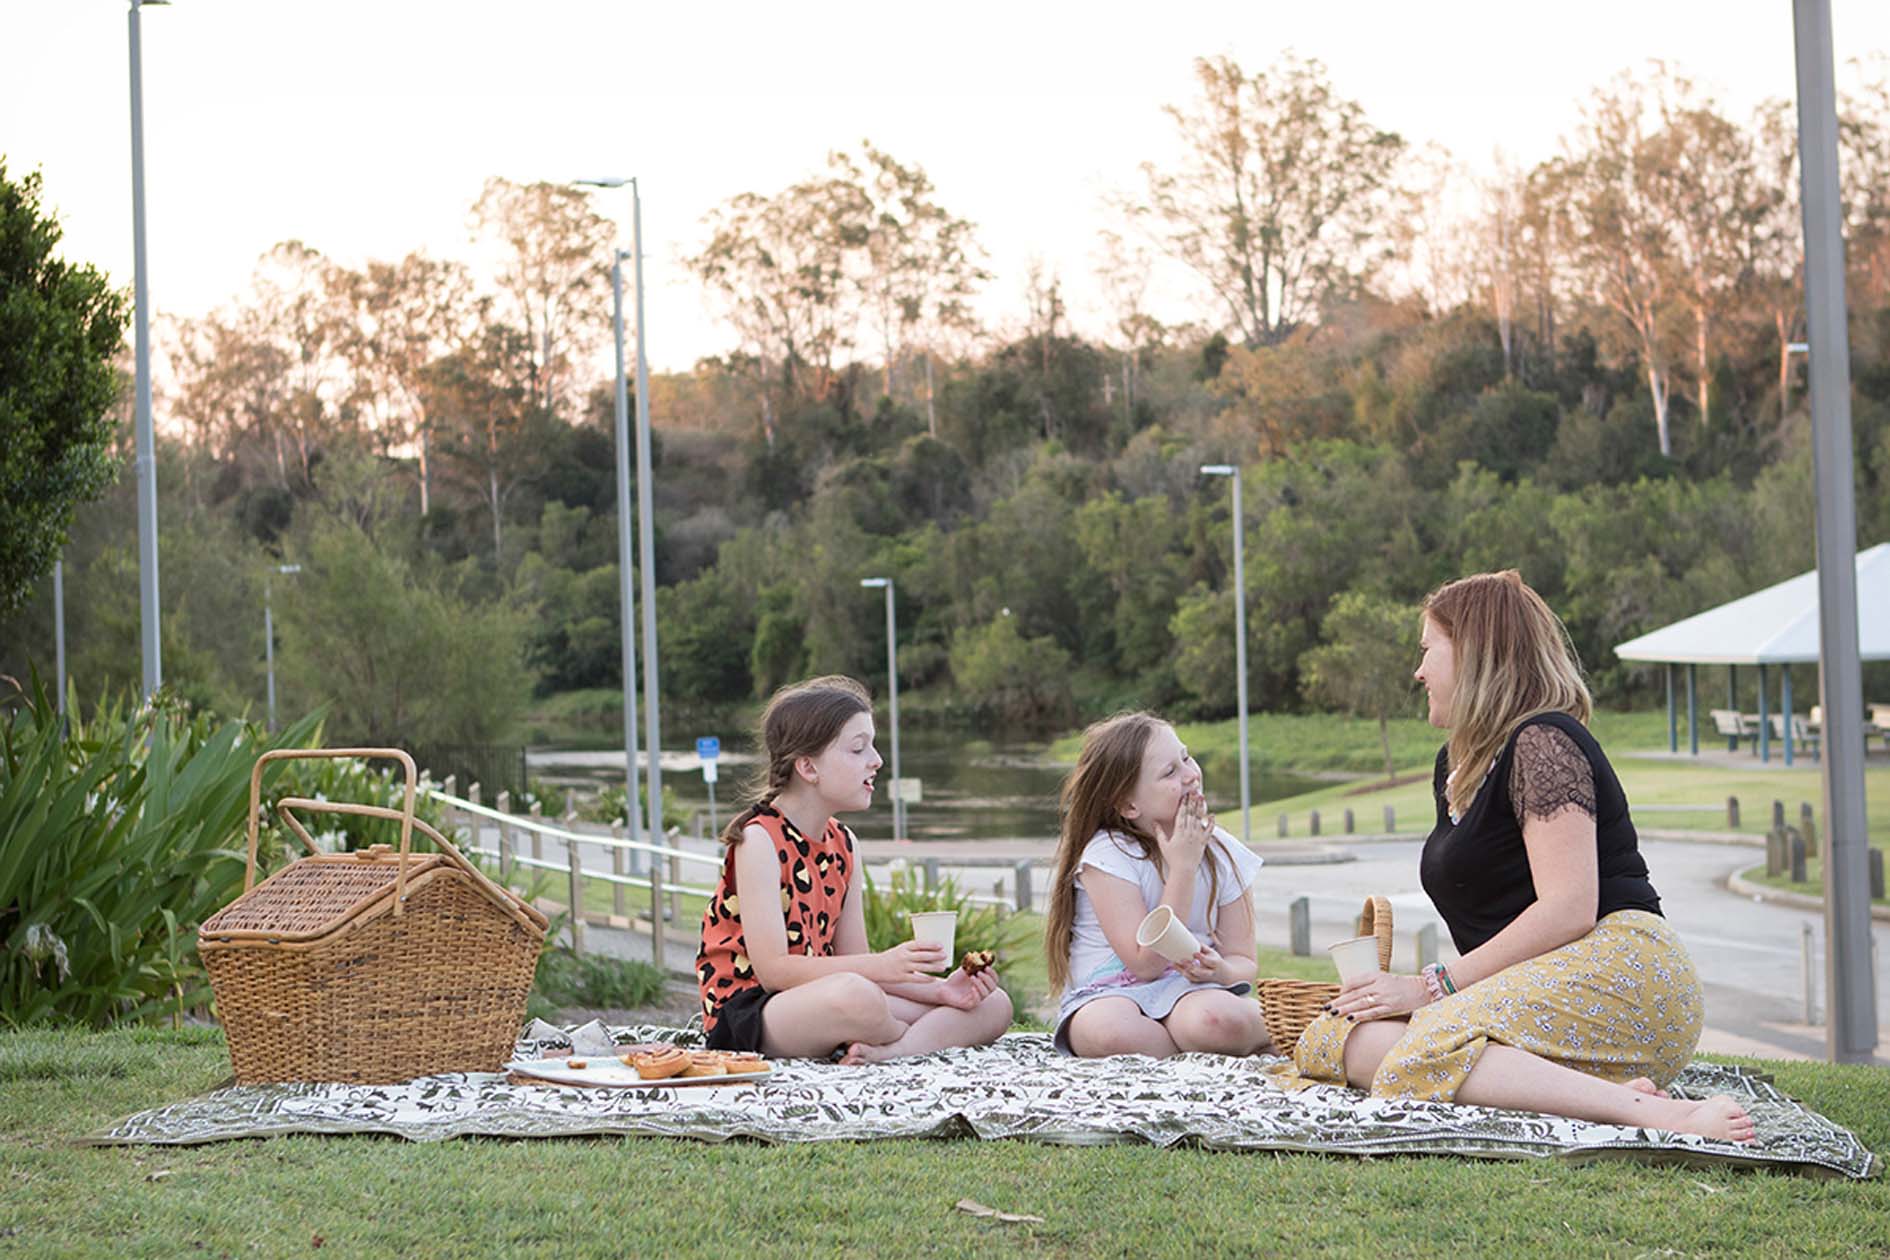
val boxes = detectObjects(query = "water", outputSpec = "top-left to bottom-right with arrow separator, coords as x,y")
528,727 -> 1322,844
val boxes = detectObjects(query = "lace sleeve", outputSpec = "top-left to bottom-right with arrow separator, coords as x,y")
1508,723 -> 1597,822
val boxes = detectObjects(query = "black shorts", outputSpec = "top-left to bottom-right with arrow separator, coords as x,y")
703,986 -> 773,1053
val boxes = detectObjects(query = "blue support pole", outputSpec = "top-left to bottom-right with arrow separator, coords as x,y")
1666,664 -> 1677,753
1783,668 -> 1796,767
1758,665 -> 1771,762
1687,664 -> 1699,756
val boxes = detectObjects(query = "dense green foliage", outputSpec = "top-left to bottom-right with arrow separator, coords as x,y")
0,681 -> 448,1027
860,866 -> 1037,980
0,161 -> 128,616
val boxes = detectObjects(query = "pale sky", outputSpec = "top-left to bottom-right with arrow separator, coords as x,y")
6,1 -> 1889,375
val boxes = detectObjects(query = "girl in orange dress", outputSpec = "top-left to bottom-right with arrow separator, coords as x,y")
696,676 -> 1012,1062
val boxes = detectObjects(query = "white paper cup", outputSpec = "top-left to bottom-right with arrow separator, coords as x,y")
909,911 -> 957,969
1134,905 -> 1201,965
1328,935 -> 1383,983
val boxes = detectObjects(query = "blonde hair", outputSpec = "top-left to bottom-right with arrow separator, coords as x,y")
1424,571 -> 1592,819
1042,712 -> 1238,991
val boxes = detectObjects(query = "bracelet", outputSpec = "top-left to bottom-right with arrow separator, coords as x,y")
1421,963 -> 1458,1002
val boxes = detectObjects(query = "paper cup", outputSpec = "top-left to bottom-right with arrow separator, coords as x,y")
1328,935 -> 1383,983
1134,905 -> 1201,965
909,911 -> 957,969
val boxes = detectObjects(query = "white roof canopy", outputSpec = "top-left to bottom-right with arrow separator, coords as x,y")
1613,543 -> 1890,666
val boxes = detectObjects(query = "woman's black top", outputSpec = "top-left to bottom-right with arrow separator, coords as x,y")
1420,711 -> 1661,955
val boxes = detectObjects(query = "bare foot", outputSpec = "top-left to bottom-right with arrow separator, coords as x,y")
839,1041 -> 892,1065
1668,1095 -> 1758,1144
1625,1076 -> 1670,1099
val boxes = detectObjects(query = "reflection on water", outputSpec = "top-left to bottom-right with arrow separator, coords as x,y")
529,728 -> 1321,844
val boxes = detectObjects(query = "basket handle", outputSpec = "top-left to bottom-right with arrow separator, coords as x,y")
245,748 -> 420,913
1356,895 -> 1395,972
270,796 -> 547,936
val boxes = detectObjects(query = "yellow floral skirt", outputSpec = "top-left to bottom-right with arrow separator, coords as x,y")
1274,910 -> 1705,1103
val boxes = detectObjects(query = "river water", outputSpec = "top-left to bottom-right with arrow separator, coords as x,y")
527,727 -> 1322,844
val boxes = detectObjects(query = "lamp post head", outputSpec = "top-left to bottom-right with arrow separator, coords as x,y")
276,563 -> 302,575
860,577 -> 890,589
574,177 -> 631,189
1200,464 -> 1236,477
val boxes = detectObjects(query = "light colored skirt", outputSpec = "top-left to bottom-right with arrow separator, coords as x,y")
1053,969 -> 1251,1056
1276,910 -> 1704,1102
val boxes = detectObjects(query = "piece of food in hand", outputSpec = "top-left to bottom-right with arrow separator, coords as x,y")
960,949 -> 995,975
715,1051 -> 769,1075
681,1052 -> 727,1078
629,1047 -> 691,1080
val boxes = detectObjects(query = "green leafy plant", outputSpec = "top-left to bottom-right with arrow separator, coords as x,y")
529,947 -> 668,1016
860,865 -> 1035,977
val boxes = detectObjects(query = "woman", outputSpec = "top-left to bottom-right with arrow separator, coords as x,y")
1284,571 -> 1755,1143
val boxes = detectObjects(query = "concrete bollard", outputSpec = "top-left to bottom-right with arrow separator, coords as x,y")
1789,828 -> 1807,883
1383,805 -> 1396,834
1800,803 -> 1819,859
1726,795 -> 1740,830
1766,828 -> 1786,878
1415,923 -> 1438,970
1343,808 -> 1354,835
1309,810 -> 1321,837
1289,896 -> 1311,956
1278,813 -> 1289,838
1869,848 -> 1885,901
1013,861 -> 1034,912
1772,799 -> 1786,830
1802,922 -> 1819,1025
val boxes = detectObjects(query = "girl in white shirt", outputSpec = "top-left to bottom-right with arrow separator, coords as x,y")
1044,712 -> 1271,1058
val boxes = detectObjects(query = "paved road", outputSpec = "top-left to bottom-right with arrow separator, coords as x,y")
460,812 -> 1887,1061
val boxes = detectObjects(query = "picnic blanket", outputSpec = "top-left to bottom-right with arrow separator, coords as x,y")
88,1023 -> 1879,1179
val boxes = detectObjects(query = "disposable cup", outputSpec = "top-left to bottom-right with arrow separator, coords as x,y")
909,911 -> 957,969
1328,935 -> 1383,983
1135,905 -> 1201,965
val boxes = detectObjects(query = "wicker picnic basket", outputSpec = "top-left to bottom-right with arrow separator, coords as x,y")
1256,895 -> 1393,1055
199,748 -> 549,1085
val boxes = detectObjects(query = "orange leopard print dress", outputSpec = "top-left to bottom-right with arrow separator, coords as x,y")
696,804 -> 855,1033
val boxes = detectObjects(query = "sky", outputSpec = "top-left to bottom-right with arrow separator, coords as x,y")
6,0 -> 1890,375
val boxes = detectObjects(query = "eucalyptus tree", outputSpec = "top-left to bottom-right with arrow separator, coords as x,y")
1128,53 -> 1405,349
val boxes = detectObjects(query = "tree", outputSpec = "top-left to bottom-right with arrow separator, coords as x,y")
1129,53 -> 1405,348
948,613 -> 1074,729
1300,591 -> 1420,781
0,162 -> 128,615
423,317 -> 549,562
468,178 -> 613,417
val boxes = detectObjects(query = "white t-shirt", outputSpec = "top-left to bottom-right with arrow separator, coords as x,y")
1063,826 -> 1263,992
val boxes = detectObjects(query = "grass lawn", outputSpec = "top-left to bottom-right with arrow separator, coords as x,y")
1,1024 -> 1885,1259
1738,855 -> 1890,907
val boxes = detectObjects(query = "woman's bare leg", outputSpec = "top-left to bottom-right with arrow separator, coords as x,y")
1065,996 -> 1180,1059
1455,1044 -> 1755,1142
759,973 -> 905,1058
843,989 -> 1014,1063
1164,990 -> 1270,1055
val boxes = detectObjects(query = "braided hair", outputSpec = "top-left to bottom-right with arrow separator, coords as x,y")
718,675 -> 874,846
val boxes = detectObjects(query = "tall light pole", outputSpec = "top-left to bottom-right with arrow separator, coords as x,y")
573,179 -> 644,866
1201,465 -> 1251,846
129,0 -> 170,700
263,563 -> 301,732
860,578 -> 902,839
1792,0 -> 1878,1063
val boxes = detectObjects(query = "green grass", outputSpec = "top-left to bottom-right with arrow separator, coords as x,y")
1737,856 -> 1890,907
1,1025 -> 1885,1259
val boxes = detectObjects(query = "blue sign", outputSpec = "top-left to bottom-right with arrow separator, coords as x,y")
696,736 -> 721,761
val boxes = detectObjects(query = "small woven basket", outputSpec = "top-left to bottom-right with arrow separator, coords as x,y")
1256,895 -> 1393,1055
200,748 -> 548,1085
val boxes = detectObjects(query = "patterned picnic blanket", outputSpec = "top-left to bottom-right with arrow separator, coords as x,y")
88,1023 -> 1879,1179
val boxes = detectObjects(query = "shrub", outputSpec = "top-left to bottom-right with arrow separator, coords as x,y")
529,946 -> 669,1016
860,865 -> 1035,979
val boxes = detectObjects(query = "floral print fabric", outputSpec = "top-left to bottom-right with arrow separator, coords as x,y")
1283,910 -> 1703,1102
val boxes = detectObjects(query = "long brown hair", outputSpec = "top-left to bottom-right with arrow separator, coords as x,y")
718,675 -> 874,846
1424,571 -> 1592,819
1043,712 -> 1233,991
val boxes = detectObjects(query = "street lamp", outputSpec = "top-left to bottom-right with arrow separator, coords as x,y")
263,563 -> 300,732
129,0 -> 171,700
1200,465 -> 1251,847
860,578 -> 903,839
576,176 -> 663,856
